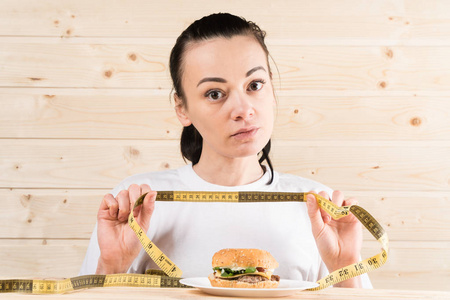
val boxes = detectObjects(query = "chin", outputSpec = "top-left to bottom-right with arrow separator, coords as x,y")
230,148 -> 264,159
233,139 -> 269,156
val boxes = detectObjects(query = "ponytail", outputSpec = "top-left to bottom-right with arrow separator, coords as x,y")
180,124 -> 202,165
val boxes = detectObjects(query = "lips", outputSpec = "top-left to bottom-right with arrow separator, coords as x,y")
231,127 -> 259,140
232,126 -> 258,136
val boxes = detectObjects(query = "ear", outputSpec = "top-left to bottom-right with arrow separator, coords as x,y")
174,93 -> 192,127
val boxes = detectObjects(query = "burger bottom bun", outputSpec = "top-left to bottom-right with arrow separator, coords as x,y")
208,273 -> 279,289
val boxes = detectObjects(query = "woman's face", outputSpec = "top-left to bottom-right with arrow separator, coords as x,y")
175,35 -> 275,160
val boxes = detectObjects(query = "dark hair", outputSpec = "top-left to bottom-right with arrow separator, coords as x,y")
169,13 -> 274,184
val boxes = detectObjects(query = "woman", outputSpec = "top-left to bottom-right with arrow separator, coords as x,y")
80,13 -> 371,288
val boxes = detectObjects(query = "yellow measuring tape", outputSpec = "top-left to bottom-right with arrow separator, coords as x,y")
0,273 -> 189,294
0,191 -> 388,294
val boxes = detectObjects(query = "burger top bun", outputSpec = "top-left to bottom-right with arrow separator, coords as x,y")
212,248 -> 279,269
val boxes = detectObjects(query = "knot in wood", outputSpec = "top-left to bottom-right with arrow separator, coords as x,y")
410,117 -> 422,127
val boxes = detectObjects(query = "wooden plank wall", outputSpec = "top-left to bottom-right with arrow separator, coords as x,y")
0,0 -> 449,291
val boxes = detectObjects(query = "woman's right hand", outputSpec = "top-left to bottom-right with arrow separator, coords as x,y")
95,184 -> 156,274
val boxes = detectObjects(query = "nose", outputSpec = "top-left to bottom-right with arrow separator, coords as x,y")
229,91 -> 255,121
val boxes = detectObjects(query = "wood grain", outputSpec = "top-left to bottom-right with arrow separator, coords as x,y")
1,0 -> 448,292
0,239 -> 447,291
0,139 -> 448,191
347,191 -> 450,242
272,140 -> 450,192
1,0 -> 450,46
0,189 -> 104,239
0,139 -> 183,189
0,93 -> 448,140
0,239 -> 88,278
0,287 -> 448,300
0,189 -> 448,241
361,241 -> 450,291
1,43 -> 450,91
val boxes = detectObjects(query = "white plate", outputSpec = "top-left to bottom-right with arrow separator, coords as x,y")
179,277 -> 318,298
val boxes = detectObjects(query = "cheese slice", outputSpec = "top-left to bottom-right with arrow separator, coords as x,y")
215,270 -> 272,280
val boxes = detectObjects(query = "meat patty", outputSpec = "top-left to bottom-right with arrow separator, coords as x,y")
271,275 -> 280,282
237,275 -> 267,283
236,275 -> 280,283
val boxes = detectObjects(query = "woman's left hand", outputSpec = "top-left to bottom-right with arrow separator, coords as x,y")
306,190 -> 363,287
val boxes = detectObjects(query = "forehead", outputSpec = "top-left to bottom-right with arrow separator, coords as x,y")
182,35 -> 268,79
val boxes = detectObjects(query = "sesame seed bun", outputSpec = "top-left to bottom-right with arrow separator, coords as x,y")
211,248 -> 279,269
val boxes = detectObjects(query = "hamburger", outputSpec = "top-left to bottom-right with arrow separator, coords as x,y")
208,248 -> 281,288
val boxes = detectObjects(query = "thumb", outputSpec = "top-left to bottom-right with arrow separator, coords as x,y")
306,193 -> 324,237
135,191 -> 156,230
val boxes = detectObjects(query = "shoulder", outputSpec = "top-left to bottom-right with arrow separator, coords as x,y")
122,168 -> 179,186
110,166 -> 187,196
272,171 -> 334,195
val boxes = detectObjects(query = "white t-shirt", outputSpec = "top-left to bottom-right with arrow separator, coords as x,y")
79,164 -> 372,288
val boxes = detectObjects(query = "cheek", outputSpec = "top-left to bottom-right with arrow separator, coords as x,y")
189,113 -> 218,139
262,97 -> 275,122
263,101 -> 275,136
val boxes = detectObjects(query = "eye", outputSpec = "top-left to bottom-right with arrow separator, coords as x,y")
205,90 -> 225,101
248,80 -> 266,92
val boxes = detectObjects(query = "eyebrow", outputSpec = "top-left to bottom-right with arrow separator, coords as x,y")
196,66 -> 266,87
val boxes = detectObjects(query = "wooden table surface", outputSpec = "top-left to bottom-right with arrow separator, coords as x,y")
1,287 -> 449,299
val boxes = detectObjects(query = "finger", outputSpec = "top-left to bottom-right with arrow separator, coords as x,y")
132,184 -> 152,215
142,190 -> 156,218
128,184 -> 141,210
331,190 -> 344,207
343,198 -> 362,227
116,190 -> 131,222
100,193 -> 119,218
318,191 -> 329,200
343,197 -> 358,206
317,191 -> 332,224
136,184 -> 152,210
136,190 -> 157,229
133,185 -> 153,215
140,184 -> 151,195
306,193 -> 325,237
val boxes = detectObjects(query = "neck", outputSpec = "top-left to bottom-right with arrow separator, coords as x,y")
193,151 -> 264,187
